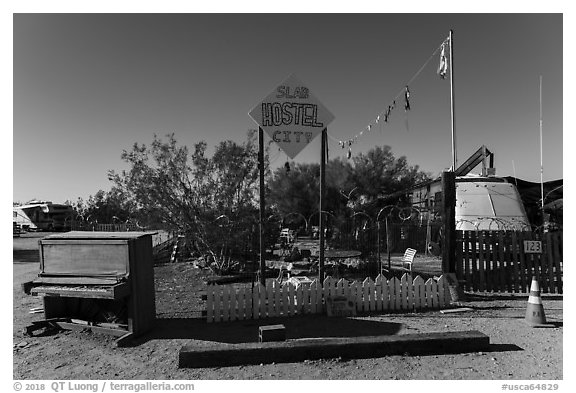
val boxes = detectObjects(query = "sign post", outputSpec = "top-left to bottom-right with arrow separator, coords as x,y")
258,127 -> 266,286
249,74 -> 334,284
319,128 -> 327,282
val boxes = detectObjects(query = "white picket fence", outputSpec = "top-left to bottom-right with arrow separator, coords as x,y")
206,274 -> 451,323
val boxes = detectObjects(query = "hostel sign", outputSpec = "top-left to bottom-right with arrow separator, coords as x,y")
249,74 -> 334,159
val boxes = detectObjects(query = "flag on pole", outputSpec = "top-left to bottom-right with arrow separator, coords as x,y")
404,86 -> 411,111
437,42 -> 448,79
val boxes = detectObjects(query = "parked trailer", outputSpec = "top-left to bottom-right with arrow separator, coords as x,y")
13,201 -> 73,232
409,175 -> 531,231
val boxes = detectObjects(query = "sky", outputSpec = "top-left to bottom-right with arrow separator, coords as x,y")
12,11 -> 565,204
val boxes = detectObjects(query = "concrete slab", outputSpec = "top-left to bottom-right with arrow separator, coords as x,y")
179,330 -> 490,368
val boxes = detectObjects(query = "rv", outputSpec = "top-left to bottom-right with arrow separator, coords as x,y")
13,200 -> 73,232
406,145 -> 530,231
409,174 -> 531,231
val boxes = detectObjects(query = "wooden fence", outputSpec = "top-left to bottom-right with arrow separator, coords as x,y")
456,230 -> 563,294
205,274 -> 451,323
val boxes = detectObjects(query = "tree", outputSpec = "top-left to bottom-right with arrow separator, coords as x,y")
108,131 -> 268,273
268,160 -> 352,229
267,145 -> 430,230
351,145 -> 430,207
268,162 -> 320,225
72,188 -> 135,225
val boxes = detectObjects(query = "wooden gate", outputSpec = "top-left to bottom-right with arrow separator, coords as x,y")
456,230 -> 562,294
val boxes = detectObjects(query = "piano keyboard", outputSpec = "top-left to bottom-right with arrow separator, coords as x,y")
31,282 -> 129,300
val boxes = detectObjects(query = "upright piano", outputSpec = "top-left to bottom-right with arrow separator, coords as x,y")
25,231 -> 156,345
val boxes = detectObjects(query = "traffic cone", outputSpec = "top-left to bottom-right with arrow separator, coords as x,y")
525,277 -> 546,326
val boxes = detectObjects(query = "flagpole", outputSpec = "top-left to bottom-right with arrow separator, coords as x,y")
539,75 -> 545,220
449,29 -> 457,171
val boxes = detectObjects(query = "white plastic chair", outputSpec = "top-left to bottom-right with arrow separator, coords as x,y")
401,248 -> 417,272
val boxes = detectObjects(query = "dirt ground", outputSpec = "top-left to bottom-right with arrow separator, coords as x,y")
12,232 -> 563,380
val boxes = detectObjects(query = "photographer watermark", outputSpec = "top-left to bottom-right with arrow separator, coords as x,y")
13,381 -> 194,392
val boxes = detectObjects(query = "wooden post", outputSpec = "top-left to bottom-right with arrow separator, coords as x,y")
258,127 -> 266,286
442,170 -> 465,302
319,128 -> 327,282
386,216 -> 391,271
442,171 -> 456,273
377,220 -> 381,273
425,211 -> 431,257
